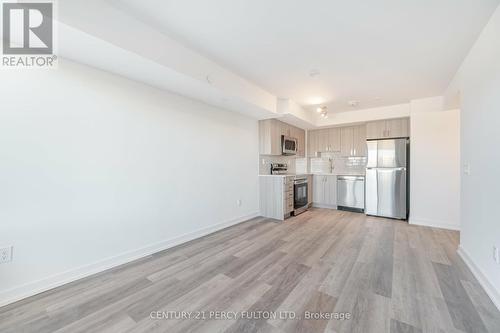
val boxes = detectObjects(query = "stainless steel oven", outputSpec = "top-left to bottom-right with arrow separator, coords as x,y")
293,177 -> 308,214
281,135 -> 297,155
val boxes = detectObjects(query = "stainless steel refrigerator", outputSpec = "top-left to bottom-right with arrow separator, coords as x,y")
365,138 -> 408,219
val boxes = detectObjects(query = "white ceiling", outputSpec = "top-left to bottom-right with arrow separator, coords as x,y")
109,0 -> 498,113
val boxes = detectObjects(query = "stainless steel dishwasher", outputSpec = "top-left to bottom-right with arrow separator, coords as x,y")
337,176 -> 365,212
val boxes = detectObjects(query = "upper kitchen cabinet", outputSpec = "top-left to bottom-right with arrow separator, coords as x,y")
385,118 -> 410,138
290,126 -> 306,157
317,129 -> 329,152
259,119 -> 305,156
328,127 -> 341,152
366,118 -> 410,140
307,130 -> 318,157
308,127 -> 341,155
353,125 -> 367,156
279,122 -> 292,137
340,125 -> 367,157
259,119 -> 282,155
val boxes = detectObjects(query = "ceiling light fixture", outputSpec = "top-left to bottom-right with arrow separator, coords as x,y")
316,106 -> 328,118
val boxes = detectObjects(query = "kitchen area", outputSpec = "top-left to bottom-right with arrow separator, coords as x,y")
258,117 -> 410,221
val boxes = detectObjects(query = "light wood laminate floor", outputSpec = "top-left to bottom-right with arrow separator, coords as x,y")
1,209 -> 499,333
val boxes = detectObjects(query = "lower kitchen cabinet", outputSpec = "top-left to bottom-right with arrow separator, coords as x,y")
312,175 -> 337,208
259,176 -> 294,220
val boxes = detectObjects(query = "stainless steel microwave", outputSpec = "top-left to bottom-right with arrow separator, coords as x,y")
281,135 -> 297,155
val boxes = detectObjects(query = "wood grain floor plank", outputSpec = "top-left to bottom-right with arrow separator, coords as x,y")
433,262 -> 488,333
224,261 -> 310,333
390,318 -> 422,333
1,209 -> 499,333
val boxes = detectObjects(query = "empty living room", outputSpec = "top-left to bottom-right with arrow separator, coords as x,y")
1,1 -> 500,332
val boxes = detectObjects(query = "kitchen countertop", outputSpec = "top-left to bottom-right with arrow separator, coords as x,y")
258,173 -> 312,177
258,172 -> 365,177
313,172 -> 365,176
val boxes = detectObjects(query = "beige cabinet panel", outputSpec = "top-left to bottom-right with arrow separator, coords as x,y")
299,130 -> 306,157
366,118 -> 410,140
259,119 -> 282,155
328,127 -> 341,152
317,129 -> 330,152
385,118 -> 409,138
340,126 -> 354,157
279,122 -> 287,137
259,119 -> 306,156
313,175 -> 337,207
259,176 -> 295,220
325,175 -> 337,206
292,126 -> 306,157
341,125 -> 367,157
308,130 -> 319,157
313,175 -> 325,204
366,120 -> 386,140
353,125 -> 367,156
309,128 -> 341,153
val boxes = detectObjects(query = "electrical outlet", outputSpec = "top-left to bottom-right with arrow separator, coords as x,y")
464,163 -> 471,175
0,246 -> 13,264
494,246 -> 499,264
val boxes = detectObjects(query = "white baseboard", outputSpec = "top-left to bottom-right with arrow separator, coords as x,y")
457,245 -> 500,311
0,211 -> 260,307
409,217 -> 460,231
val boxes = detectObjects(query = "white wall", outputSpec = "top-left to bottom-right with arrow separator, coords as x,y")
444,5 -> 500,309
0,59 -> 260,306
409,106 -> 461,230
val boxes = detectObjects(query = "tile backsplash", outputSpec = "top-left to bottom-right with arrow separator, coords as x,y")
259,155 -> 297,175
259,153 -> 366,175
311,152 -> 367,174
